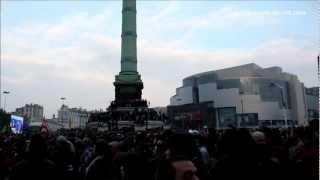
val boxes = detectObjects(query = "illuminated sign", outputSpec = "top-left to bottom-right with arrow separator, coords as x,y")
10,115 -> 24,134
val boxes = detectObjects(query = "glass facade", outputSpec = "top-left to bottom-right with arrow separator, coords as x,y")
237,113 -> 258,127
217,79 -> 241,90
184,75 -> 291,110
239,78 -> 259,94
197,74 -> 217,85
255,79 -> 290,109
308,110 -> 319,120
217,107 -> 237,128
183,77 -> 196,87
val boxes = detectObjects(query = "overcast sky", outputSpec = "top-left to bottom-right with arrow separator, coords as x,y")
1,0 -> 318,117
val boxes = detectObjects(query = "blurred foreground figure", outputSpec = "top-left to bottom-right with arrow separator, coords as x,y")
209,129 -> 281,180
54,136 -> 77,180
10,134 -> 56,180
85,139 -> 115,180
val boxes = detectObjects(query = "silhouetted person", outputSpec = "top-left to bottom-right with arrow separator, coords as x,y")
210,129 -> 281,180
54,136 -> 77,180
79,137 -> 94,177
85,139 -> 115,180
295,123 -> 319,180
10,134 -> 56,180
167,133 -> 198,159
122,133 -> 154,180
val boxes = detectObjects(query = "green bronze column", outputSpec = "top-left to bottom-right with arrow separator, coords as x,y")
113,0 -> 145,107
120,0 -> 137,74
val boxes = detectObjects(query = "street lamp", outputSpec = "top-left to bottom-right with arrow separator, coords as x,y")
239,97 -> 244,128
270,82 -> 288,129
60,97 -> 66,105
59,97 -> 67,127
3,91 -> 10,112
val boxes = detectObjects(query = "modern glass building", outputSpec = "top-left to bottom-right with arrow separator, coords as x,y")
305,87 -> 319,121
169,63 -> 318,129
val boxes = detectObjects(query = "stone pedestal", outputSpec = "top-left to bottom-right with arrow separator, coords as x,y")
111,72 -> 147,109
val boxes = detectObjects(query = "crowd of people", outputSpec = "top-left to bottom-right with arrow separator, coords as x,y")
88,108 -> 167,130
0,120 -> 318,180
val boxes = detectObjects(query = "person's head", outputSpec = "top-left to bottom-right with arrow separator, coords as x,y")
95,138 -> 112,158
108,141 -> 120,157
29,134 -> 47,160
55,135 -> 75,160
82,137 -> 93,148
251,131 -> 266,145
156,156 -> 199,180
173,160 -> 199,180
168,133 -> 197,159
217,129 -> 254,156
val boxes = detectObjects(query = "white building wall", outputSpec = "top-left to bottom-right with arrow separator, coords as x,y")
241,95 -> 292,120
198,83 -> 240,108
260,67 -> 282,79
15,104 -> 43,123
291,81 -> 308,126
171,86 -> 193,106
214,89 -> 240,108
198,83 -> 217,103
58,106 -> 90,129
170,96 -> 178,106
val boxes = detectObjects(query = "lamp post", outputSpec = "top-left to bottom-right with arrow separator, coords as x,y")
59,97 -> 66,127
239,97 -> 244,128
60,97 -> 66,106
270,83 -> 288,129
3,91 -> 10,112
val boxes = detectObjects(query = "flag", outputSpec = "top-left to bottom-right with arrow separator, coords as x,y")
40,118 -> 49,133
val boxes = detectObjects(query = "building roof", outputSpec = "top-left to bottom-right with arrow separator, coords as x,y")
184,63 -> 284,81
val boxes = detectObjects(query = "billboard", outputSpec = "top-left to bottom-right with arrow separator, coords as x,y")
173,111 -> 202,121
10,115 -> 24,134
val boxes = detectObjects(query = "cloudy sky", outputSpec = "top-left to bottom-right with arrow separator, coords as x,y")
1,0 -> 318,117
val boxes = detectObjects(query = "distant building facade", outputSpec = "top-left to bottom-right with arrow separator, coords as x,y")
15,104 -> 44,123
58,105 -> 90,129
152,107 -> 167,115
169,63 -> 315,129
46,118 -> 63,131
